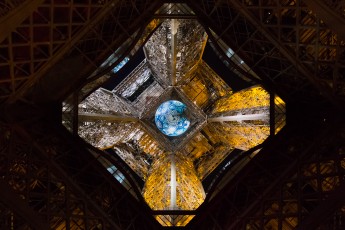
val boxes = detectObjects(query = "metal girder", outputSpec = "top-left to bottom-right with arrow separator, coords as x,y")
7,0 -> 119,102
304,0 -> 345,41
208,113 -> 268,122
78,112 -> 138,122
13,124 -> 124,230
228,0 -> 340,107
296,179 -> 345,230
45,124 -> 160,230
170,19 -> 178,86
75,0 -> 163,81
0,178 -> 49,230
187,1 -> 296,101
1,98 -> 160,229
187,0 -> 344,104
189,109 -> 343,229
223,131 -> 319,229
204,26 -> 264,86
0,0 -> 44,43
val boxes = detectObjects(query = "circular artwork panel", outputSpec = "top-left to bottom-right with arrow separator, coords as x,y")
155,100 -> 190,136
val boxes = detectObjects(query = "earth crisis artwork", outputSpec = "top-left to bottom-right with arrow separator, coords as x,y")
155,100 -> 190,136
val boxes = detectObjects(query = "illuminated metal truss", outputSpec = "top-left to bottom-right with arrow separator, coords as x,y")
144,19 -> 207,86
78,121 -> 137,149
184,126 -> 234,180
209,86 -> 285,150
5,1 -> 345,229
79,88 -> 133,115
143,20 -> 171,85
79,119 -> 165,179
72,15 -> 286,227
113,60 -> 165,116
143,153 -> 205,212
181,61 -> 232,110
212,122 -> 270,150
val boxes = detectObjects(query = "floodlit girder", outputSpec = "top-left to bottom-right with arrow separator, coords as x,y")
213,122 -> 270,150
144,19 -> 207,86
78,120 -> 138,150
78,112 -> 138,122
0,0 -> 44,43
154,14 -> 197,19
170,19 -> 178,86
143,152 -> 205,220
153,3 -> 197,19
170,154 -> 177,210
208,113 -> 269,122
212,86 -> 270,115
78,88 -> 134,116
304,0 -> 345,41
181,61 -> 231,110
76,19 -> 162,102
185,125 -> 234,180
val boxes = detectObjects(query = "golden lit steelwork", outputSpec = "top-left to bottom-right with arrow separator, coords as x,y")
155,215 -> 195,227
213,122 -> 270,150
212,85 -> 270,114
181,61 -> 231,110
143,153 -> 205,221
68,10 -> 287,228
209,86 -> 285,150
183,127 -> 233,180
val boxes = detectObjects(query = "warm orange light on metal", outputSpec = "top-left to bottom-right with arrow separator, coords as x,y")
143,152 -> 205,210
143,152 -> 205,224
210,86 -> 282,150
213,85 -> 270,114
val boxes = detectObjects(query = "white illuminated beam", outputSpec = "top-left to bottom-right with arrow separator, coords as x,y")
170,19 -> 178,86
208,113 -> 269,122
78,112 -> 138,122
170,154 -> 177,210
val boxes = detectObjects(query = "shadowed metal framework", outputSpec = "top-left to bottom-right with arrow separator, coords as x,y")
0,0 -> 345,229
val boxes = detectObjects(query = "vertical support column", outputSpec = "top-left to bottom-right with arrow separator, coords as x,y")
170,154 -> 177,210
208,113 -> 269,122
170,19 -> 178,86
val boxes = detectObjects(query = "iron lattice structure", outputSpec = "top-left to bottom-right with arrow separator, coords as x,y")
0,0 -> 345,229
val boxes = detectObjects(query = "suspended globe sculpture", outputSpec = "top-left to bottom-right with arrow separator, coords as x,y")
155,100 -> 190,136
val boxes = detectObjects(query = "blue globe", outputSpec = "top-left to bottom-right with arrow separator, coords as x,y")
155,100 -> 190,136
